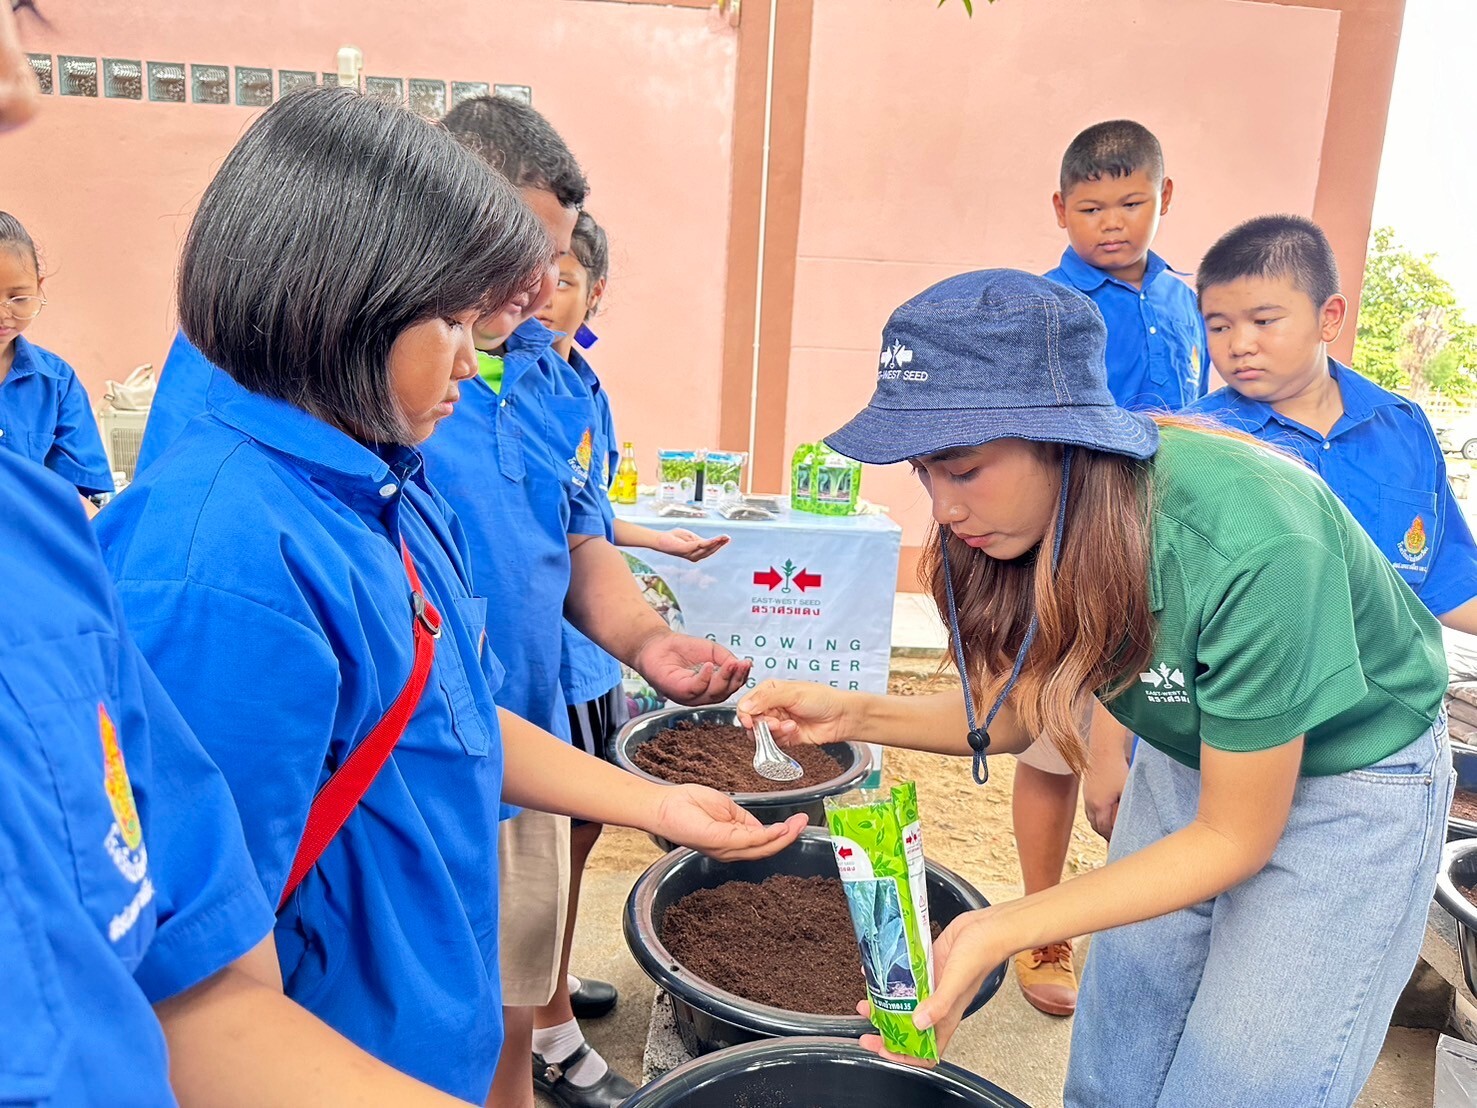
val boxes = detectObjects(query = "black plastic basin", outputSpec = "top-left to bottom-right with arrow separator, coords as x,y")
614,706 -> 872,849
1448,742 -> 1477,840
624,828 -> 1006,1057
1435,837 -> 1477,996
619,1036 -> 1031,1107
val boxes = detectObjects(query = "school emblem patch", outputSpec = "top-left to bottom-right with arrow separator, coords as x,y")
569,428 -> 593,488
100,703 -> 142,852
1398,515 -> 1429,563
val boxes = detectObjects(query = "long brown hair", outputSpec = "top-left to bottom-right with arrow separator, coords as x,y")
922,416 -> 1265,772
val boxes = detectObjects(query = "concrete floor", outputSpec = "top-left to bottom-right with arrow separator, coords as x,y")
549,869 -> 1438,1108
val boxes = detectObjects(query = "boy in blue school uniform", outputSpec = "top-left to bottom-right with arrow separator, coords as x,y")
1016,121 -> 1209,1018
0,212 -> 114,498
1189,214 -> 1477,633
1043,121 -> 1207,413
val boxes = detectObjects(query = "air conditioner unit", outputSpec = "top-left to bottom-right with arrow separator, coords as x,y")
95,363 -> 156,488
97,406 -> 149,486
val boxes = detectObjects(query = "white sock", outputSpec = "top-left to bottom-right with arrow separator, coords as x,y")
533,1019 -> 608,1088
567,973 -> 582,994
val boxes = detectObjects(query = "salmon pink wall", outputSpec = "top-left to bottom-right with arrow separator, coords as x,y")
7,0 -> 738,455
783,0 -> 1341,557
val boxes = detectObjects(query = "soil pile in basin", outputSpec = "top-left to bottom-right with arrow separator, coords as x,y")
661,874 -> 940,1016
632,721 -> 843,795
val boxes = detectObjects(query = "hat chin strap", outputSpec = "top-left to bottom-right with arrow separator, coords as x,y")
942,447 -> 1074,785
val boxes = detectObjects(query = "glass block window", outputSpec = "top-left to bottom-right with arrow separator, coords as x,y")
58,56 -> 98,98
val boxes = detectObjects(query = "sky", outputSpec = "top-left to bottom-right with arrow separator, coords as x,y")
1371,0 -> 1477,309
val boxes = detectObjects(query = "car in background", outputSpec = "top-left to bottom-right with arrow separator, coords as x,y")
1436,413 -> 1477,460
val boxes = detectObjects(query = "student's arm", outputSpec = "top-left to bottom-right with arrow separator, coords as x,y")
1440,597 -> 1477,636
1418,439 -> 1477,625
1080,700 -> 1134,839
156,939 -> 466,1107
566,533 -> 750,703
865,738 -> 1303,1066
47,371 -> 116,497
612,518 -> 729,563
498,707 -> 806,857
737,679 -> 1036,758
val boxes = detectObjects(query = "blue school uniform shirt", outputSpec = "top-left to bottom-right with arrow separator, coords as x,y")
136,331 -> 217,475
95,370 -> 510,1101
0,449 -> 273,1107
421,318 -> 610,741
559,348 -> 626,706
1043,248 -> 1207,412
1187,360 -> 1477,617
0,335 -> 114,494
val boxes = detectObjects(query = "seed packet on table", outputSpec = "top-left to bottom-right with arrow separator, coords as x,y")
824,781 -> 937,1061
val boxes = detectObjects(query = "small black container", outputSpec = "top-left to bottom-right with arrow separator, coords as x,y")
1448,742 -> 1477,840
624,829 -> 1006,1057
1435,837 -> 1477,996
619,1036 -> 1031,1107
614,707 -> 872,850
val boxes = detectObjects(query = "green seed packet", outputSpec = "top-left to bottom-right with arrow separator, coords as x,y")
825,781 -> 937,1061
811,451 -> 861,516
791,443 -> 816,512
656,450 -> 702,503
701,450 -> 747,504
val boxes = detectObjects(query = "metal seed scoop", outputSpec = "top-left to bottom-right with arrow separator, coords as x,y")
750,717 -> 804,782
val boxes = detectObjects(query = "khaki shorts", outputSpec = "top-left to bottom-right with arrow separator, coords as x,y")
497,807 -> 571,1007
1017,737 -> 1074,776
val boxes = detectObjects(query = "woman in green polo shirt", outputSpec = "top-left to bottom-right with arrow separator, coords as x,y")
739,270 -> 1451,1108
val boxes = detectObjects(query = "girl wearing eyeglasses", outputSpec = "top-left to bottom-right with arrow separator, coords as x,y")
0,212 -> 114,500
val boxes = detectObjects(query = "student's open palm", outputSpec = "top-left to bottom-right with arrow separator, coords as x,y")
651,784 -> 807,861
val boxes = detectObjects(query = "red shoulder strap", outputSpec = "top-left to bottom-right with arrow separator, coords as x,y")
277,539 -> 442,911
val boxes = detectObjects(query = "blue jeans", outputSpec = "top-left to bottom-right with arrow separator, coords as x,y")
1066,714 -> 1452,1108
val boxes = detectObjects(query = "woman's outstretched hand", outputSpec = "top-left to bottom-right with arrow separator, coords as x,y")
736,680 -> 855,748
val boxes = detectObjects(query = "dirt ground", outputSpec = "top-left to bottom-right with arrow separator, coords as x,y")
588,652 -> 1110,885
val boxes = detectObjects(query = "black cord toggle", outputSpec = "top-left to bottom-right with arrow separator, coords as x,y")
968,728 -> 991,785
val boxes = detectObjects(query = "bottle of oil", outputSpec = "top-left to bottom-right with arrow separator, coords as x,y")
612,441 -> 639,505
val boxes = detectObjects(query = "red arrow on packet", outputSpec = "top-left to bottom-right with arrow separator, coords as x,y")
837,846 -> 853,859
793,570 -> 823,592
753,567 -> 782,590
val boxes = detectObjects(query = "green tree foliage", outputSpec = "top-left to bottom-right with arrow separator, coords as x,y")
1355,227 -> 1477,399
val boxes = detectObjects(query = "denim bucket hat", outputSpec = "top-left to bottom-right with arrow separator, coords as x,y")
825,269 -> 1159,464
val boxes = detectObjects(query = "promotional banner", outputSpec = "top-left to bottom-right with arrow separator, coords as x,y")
615,500 -> 903,784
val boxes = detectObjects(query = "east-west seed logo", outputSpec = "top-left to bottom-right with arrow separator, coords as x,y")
1398,515 -> 1429,563
878,340 -> 926,382
1139,662 -> 1190,705
752,559 -> 824,617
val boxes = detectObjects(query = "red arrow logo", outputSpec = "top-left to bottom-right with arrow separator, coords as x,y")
753,567 -> 782,590
793,569 -> 823,592
837,846 -> 853,859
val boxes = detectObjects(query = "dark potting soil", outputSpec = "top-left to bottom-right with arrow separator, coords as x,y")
631,720 -> 843,794
1452,788 -> 1477,824
661,874 -> 941,1016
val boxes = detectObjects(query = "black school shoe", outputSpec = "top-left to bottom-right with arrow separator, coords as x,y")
532,1043 -> 637,1108
570,976 -> 619,1020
